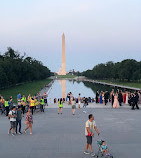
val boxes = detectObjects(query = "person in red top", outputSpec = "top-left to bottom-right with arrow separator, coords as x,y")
123,92 -> 126,104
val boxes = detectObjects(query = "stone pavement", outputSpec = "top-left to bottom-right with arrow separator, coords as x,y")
0,108 -> 141,158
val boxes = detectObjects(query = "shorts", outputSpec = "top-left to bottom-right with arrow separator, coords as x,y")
72,105 -> 76,109
86,136 -> 92,145
10,121 -> 16,128
44,99 -> 47,103
78,101 -> 81,105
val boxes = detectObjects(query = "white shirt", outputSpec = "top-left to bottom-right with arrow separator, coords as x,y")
9,110 -> 16,122
85,120 -> 96,136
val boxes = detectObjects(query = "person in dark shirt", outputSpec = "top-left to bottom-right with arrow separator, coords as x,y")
118,91 -> 123,106
16,106 -> 22,134
96,90 -> 99,103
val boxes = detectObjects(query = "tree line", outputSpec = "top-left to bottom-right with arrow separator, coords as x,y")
82,59 -> 141,82
0,47 -> 51,89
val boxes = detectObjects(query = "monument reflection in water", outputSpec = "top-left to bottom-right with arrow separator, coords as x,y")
48,79 -> 96,103
47,80 -> 127,103
58,80 -> 66,99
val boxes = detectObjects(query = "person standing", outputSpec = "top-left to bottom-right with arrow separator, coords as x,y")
40,97 -> 44,112
16,106 -> 22,134
84,114 -> 100,157
100,92 -> 103,104
0,97 -> 5,114
17,93 -> 21,102
111,92 -> 114,107
21,96 -> 26,117
123,92 -> 126,104
30,98 -> 35,115
8,107 -> 17,136
125,92 -> 129,105
5,99 -> 10,116
78,93 -> 81,109
58,98 -> 63,114
104,91 -> 109,105
71,97 -> 76,115
24,108 -> 33,135
83,97 -> 88,113
96,90 -> 99,103
118,91 -> 123,106
43,92 -> 48,106
138,91 -> 141,104
27,94 -> 31,104
113,93 -> 119,108
134,91 -> 139,109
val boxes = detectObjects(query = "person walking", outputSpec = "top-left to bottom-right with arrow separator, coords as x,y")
16,106 -> 22,134
24,108 -> 33,135
8,107 -> 17,136
71,97 -> 76,115
58,98 -> 63,114
84,114 -> 100,157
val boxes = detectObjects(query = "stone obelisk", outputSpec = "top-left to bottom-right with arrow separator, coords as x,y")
58,33 -> 66,75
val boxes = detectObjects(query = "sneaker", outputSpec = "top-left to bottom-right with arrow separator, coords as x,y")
30,133 -> 32,135
106,153 -> 110,156
18,132 -> 22,134
8,130 -> 11,135
11,133 -> 15,136
24,130 -> 26,134
91,152 -> 96,157
84,151 -> 90,155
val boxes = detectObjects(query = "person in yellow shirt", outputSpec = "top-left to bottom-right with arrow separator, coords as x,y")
40,97 -> 44,112
34,96 -> 38,113
21,100 -> 26,117
30,98 -> 35,115
27,94 -> 31,104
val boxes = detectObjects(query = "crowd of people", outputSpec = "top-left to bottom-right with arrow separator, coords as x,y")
54,89 -> 141,114
0,88 -> 141,139
96,89 -> 141,110
0,92 -> 48,136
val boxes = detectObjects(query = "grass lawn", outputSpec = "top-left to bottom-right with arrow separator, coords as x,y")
56,75 -> 77,79
99,80 -> 141,89
0,79 -> 52,103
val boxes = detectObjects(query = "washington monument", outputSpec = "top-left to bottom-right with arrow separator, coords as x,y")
58,33 -> 66,75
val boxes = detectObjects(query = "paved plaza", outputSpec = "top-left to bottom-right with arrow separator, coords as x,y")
0,106 -> 141,158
